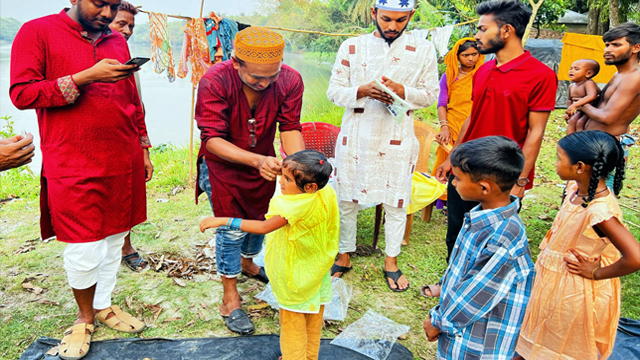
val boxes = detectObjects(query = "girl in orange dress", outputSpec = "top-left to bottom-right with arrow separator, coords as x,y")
516,131 -> 640,360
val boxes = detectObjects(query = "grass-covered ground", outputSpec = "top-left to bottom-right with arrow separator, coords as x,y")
0,111 -> 638,359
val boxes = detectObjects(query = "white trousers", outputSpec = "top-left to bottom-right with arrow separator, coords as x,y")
339,201 -> 407,258
63,231 -> 127,310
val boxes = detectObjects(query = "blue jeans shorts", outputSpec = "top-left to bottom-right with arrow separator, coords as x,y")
606,134 -> 635,189
215,226 -> 264,278
198,159 -> 214,213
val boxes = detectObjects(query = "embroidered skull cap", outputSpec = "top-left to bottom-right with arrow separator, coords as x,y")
234,27 -> 285,64
375,0 -> 415,12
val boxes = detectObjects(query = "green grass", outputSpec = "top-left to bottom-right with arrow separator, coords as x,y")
0,110 -> 639,359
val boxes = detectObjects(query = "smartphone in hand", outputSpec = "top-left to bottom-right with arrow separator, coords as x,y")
124,57 -> 150,66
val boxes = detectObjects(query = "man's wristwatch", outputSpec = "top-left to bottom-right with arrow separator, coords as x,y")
516,177 -> 530,187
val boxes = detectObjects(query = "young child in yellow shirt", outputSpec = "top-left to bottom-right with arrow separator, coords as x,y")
200,150 -> 339,360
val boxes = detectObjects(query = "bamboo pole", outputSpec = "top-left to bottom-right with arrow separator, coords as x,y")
265,19 -> 478,37
522,0 -> 544,45
625,220 -> 640,229
263,26 -> 362,37
620,203 -> 640,213
137,9 -> 191,20
187,0 -> 206,189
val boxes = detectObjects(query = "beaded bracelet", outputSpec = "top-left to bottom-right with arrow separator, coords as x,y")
229,218 -> 242,231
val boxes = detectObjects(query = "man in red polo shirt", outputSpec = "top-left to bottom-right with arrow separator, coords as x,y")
425,0 -> 557,297
10,0 -> 149,358
195,27 -> 304,335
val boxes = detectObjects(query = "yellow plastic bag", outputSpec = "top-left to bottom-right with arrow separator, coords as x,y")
407,172 -> 446,214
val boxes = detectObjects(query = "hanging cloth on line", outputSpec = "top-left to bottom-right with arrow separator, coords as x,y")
204,12 -> 225,64
148,12 -> 176,82
430,25 -> 454,58
177,18 -> 212,87
218,18 -> 239,62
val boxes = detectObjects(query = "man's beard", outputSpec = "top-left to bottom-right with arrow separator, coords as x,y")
375,20 -> 406,45
77,0 -> 112,32
605,48 -> 632,66
477,33 -> 506,55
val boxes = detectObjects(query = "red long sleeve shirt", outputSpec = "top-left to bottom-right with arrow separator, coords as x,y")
195,61 -> 303,220
10,10 -> 150,242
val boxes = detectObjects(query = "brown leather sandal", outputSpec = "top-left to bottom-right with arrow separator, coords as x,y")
95,305 -> 146,333
59,323 -> 94,360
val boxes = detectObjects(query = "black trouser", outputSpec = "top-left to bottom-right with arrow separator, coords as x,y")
445,174 -> 478,262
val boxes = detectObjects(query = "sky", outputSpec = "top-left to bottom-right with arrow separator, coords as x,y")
0,0 -> 259,22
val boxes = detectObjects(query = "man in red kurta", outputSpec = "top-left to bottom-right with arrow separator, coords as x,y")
10,1 -> 148,358
195,27 -> 304,335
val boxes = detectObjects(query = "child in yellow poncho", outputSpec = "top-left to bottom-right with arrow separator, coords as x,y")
200,150 -> 339,360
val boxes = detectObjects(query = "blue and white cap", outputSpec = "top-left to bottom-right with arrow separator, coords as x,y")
375,0 -> 415,11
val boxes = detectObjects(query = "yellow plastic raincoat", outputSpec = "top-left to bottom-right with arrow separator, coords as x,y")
264,185 -> 340,313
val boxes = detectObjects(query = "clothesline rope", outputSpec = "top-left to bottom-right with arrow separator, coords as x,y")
136,7 -> 478,37
136,3 -> 478,189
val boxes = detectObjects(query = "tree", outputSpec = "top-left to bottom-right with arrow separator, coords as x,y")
437,0 -> 567,34
587,0 -> 604,34
610,0 -> 620,28
342,0 -> 374,27
587,0 -> 636,35
0,17 -> 22,42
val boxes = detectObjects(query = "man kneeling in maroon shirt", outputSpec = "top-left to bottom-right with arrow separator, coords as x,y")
195,27 -> 305,335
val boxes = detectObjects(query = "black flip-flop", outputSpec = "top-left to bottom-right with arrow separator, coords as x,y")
122,252 -> 150,272
221,308 -> 255,335
242,266 -> 269,283
330,264 -> 353,278
383,269 -> 409,292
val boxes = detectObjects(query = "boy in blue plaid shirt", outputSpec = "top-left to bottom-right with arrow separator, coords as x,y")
424,136 -> 535,360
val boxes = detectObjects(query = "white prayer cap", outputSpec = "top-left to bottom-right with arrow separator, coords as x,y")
375,0 -> 415,12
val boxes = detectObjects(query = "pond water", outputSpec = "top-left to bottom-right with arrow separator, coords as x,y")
0,44 -> 341,171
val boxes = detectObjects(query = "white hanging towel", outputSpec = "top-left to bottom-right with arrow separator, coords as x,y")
430,25 -> 454,58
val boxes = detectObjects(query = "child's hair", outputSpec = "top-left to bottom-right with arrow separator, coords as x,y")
282,150 -> 333,192
558,130 -> 625,207
578,59 -> 600,79
450,136 -> 525,192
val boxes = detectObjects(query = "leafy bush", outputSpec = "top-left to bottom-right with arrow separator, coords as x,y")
0,116 -> 39,200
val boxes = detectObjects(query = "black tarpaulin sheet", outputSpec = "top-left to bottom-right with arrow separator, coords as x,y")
524,39 -> 568,109
610,318 -> 640,360
19,335 -> 414,360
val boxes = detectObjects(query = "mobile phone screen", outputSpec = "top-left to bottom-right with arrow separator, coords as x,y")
124,57 -> 150,66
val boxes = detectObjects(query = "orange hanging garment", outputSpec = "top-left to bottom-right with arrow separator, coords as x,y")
177,18 -> 211,87
148,12 -> 176,82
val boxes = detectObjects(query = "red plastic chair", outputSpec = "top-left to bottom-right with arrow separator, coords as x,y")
279,122 -> 341,158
